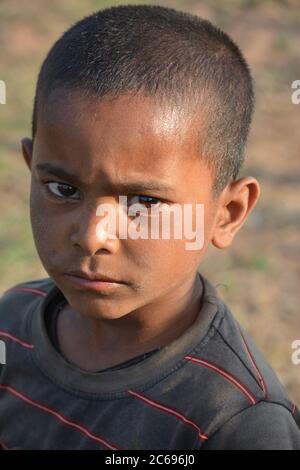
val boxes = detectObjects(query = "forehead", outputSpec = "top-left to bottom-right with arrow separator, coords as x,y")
34,90 -> 212,196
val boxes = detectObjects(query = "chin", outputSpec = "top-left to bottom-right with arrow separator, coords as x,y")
71,297 -> 135,321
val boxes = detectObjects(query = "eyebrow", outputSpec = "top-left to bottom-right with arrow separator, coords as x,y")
35,163 -> 175,195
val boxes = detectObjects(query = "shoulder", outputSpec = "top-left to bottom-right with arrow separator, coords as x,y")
1,277 -> 54,301
201,400 -> 300,449
193,288 -> 296,409
184,278 -> 299,444
1,277 -> 54,298
0,277 -> 55,332
208,299 -> 295,409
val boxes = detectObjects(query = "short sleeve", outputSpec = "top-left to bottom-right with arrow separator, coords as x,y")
202,401 -> 300,450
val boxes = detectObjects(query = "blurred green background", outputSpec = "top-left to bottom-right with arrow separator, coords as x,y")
0,0 -> 299,406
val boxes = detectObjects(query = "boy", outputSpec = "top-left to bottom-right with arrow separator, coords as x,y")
0,4 -> 299,450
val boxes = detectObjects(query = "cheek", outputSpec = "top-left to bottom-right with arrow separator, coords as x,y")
29,185 -> 65,267
125,206 -> 210,264
125,236 -> 202,281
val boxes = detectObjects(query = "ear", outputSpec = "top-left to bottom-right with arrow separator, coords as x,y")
21,137 -> 33,172
211,177 -> 261,250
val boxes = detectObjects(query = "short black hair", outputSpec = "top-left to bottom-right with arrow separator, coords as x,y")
32,4 -> 254,199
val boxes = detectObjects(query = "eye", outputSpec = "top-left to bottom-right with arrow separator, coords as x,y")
128,195 -> 162,209
44,181 -> 80,200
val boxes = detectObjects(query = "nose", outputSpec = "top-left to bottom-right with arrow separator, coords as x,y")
71,198 -> 122,255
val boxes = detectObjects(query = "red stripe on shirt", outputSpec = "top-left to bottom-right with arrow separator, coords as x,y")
127,389 -> 208,441
3,287 -> 48,297
184,355 -> 258,405
0,439 -> 9,450
0,384 -> 121,450
237,325 -> 268,400
0,330 -> 34,349
0,286 -> 46,350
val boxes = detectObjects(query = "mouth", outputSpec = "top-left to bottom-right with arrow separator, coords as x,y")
64,270 -> 126,292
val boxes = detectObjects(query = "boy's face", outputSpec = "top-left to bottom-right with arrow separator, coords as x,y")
21,90 -> 259,321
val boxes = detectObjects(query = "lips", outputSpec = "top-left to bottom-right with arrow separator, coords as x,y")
64,271 -> 125,293
66,270 -> 124,283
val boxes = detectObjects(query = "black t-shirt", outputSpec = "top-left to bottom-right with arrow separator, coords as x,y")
1,272 -> 300,450
44,296 -> 161,372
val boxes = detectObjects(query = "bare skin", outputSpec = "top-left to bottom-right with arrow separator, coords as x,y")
21,90 -> 260,372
